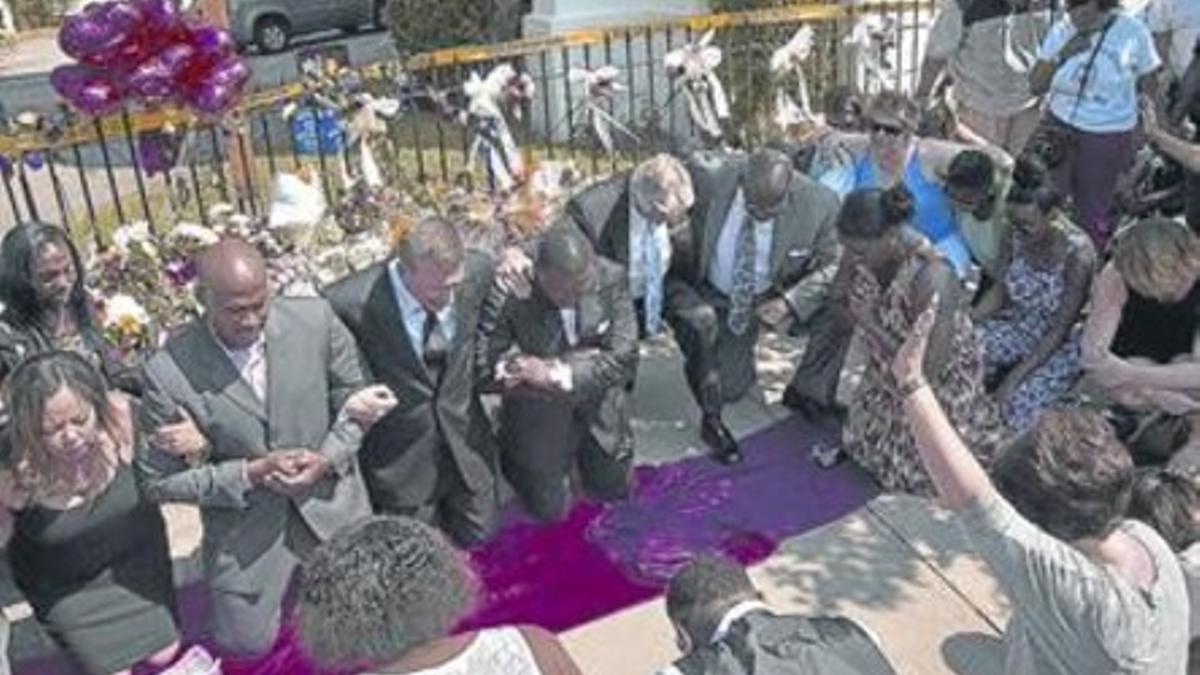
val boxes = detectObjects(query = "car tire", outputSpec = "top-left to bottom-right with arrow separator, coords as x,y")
253,15 -> 291,54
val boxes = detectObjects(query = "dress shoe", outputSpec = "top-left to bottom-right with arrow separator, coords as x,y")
781,387 -> 843,423
701,415 -> 742,465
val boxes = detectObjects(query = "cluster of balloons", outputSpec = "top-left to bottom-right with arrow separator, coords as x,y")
50,0 -> 250,117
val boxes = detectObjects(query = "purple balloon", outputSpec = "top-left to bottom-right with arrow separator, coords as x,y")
58,1 -> 145,65
127,43 -> 194,103
76,80 -> 123,116
134,0 -> 178,33
51,64 -> 123,116
188,25 -> 235,60
185,79 -> 240,116
206,57 -> 250,88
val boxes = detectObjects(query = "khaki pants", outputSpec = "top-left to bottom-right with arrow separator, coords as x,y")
959,105 -> 1042,156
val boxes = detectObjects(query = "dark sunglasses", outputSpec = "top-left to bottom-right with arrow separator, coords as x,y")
869,122 -> 907,137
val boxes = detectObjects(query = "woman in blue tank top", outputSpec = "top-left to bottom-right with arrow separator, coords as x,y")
810,92 -> 1011,279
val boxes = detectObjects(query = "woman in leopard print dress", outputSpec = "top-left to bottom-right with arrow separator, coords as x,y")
836,186 -> 1006,495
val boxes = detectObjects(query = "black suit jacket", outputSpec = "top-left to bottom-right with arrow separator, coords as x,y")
322,252 -> 496,512
683,151 -> 842,322
476,258 -> 638,458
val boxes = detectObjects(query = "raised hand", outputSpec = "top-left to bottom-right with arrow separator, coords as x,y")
890,298 -> 937,392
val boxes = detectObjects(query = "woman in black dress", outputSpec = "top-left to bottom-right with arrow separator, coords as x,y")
0,351 -> 179,674
1081,217 -> 1200,467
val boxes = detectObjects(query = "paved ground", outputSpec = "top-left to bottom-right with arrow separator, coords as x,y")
1,330 -> 1013,674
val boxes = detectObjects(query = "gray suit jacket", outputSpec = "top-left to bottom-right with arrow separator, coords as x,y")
685,152 -> 842,322
135,297 -> 373,592
476,259 -> 638,457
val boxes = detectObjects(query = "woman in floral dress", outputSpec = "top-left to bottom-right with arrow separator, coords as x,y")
974,156 -> 1095,432
839,186 -> 1005,495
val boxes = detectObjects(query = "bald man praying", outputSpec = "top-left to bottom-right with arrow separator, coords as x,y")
674,149 -> 841,456
136,239 -> 395,659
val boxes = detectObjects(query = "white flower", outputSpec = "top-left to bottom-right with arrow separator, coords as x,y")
112,221 -> 158,259
170,223 -> 220,248
101,293 -> 150,331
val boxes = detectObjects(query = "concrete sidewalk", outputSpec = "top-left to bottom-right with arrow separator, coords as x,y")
563,496 -> 1010,675
2,330 -> 1013,674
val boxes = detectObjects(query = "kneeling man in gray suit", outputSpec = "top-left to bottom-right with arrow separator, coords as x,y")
478,226 -> 638,522
137,240 -> 395,658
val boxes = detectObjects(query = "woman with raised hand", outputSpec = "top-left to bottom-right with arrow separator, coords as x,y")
826,184 -> 1003,495
889,299 -> 1188,673
1,351 -> 179,674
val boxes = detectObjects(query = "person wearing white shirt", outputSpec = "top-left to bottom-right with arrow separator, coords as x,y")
477,226 -> 638,522
1029,0 -> 1161,248
654,555 -> 895,675
556,154 -> 747,466
139,240 -> 394,657
324,216 -> 500,547
1147,0 -> 1200,83
678,149 -> 841,455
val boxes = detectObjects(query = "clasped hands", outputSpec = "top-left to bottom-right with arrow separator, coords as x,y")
247,449 -> 329,496
342,384 -> 399,429
497,354 -> 568,394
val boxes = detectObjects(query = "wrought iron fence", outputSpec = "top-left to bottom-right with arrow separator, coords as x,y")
0,0 -> 934,242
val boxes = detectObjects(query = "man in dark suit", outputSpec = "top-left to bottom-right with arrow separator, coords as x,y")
323,215 -> 497,547
562,153 -> 744,465
656,555 -> 896,675
675,148 -> 841,431
137,239 -> 394,658
478,226 -> 638,522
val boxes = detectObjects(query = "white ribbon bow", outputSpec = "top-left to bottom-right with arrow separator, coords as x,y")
770,26 -> 818,131
844,15 -> 898,94
463,64 -> 534,193
664,29 -> 731,142
568,65 -> 639,154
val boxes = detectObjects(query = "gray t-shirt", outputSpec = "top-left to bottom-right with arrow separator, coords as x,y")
958,495 -> 1189,674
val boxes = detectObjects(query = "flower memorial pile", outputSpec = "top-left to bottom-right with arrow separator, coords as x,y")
85,159 -> 581,362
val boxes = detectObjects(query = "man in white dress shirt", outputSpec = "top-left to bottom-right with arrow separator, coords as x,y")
560,154 -> 745,465
477,226 -> 638,522
678,149 -> 841,437
138,240 -> 395,657
324,216 -> 500,546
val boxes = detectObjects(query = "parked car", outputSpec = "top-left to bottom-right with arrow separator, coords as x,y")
229,0 -> 385,53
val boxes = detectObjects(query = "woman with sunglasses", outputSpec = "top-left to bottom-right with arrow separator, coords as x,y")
0,351 -> 180,674
810,92 -> 1012,281
973,155 -> 1096,432
1029,0 -> 1161,249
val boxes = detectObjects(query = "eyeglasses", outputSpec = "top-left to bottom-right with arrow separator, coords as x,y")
869,122 -> 907,137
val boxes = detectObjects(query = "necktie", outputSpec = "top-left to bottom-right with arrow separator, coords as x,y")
643,223 -> 664,335
244,347 -> 268,402
422,312 -> 448,381
727,213 -> 758,335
